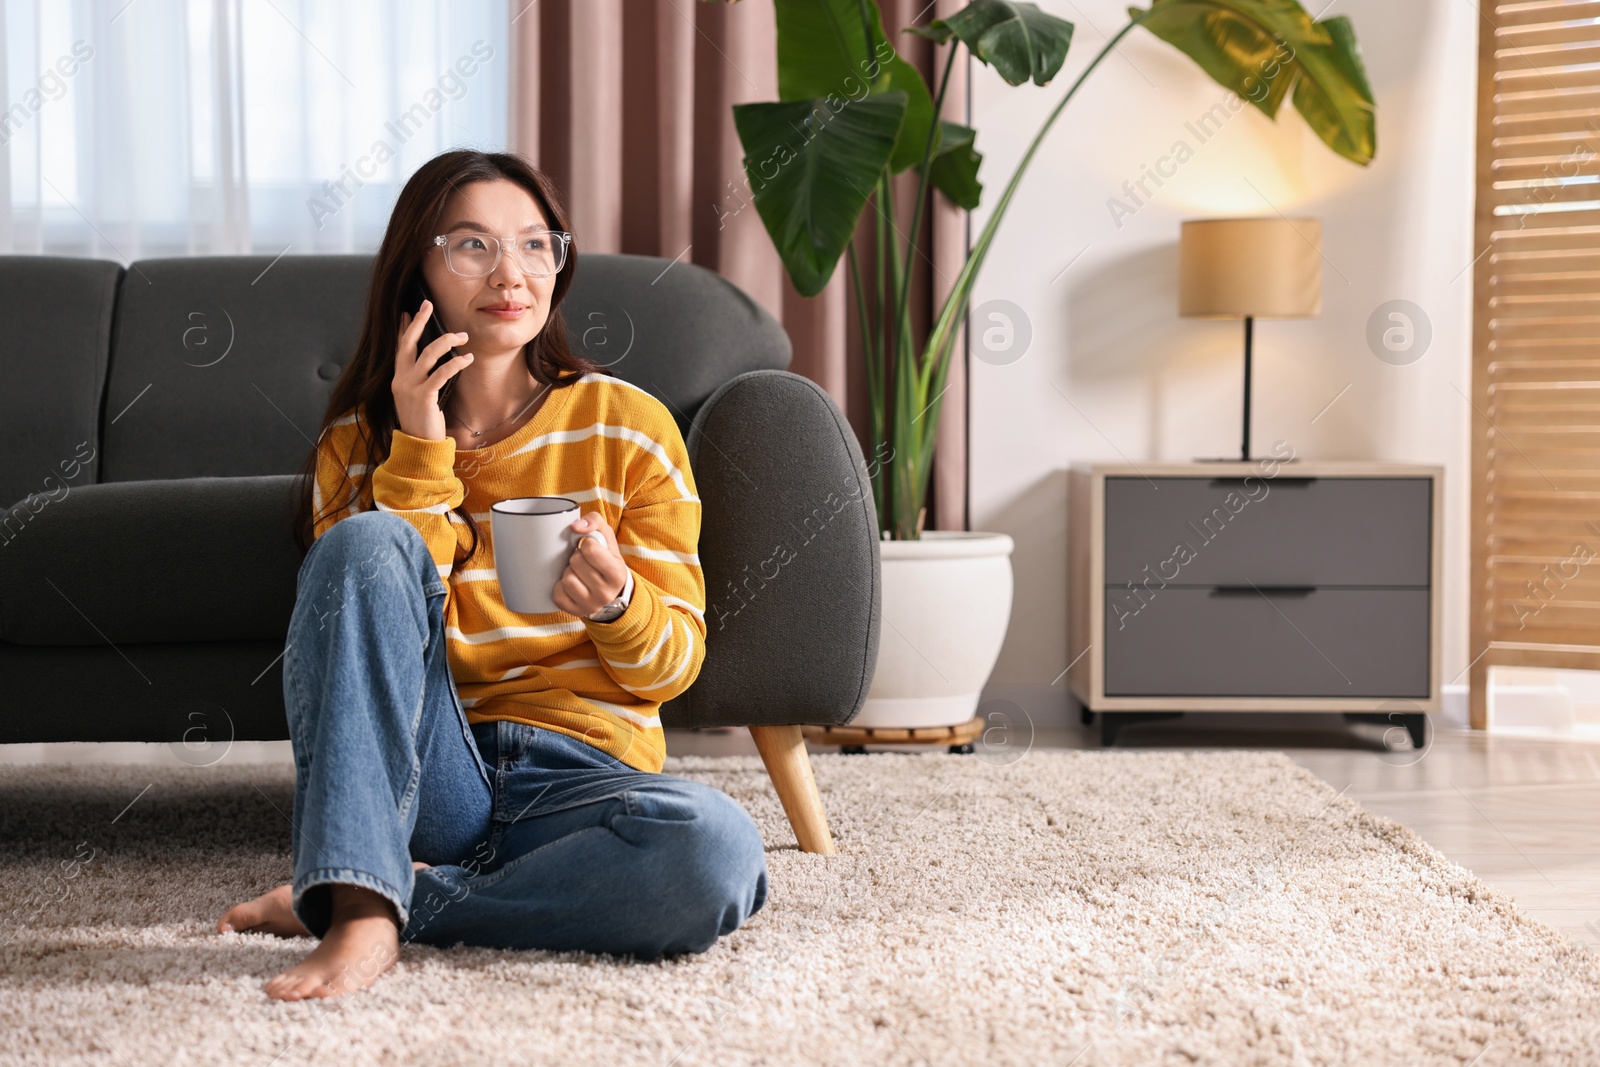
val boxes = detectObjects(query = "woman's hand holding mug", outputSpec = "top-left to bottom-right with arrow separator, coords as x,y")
394,298 -> 473,441
553,512 -> 629,618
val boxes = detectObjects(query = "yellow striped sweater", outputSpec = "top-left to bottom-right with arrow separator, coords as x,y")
310,371 -> 705,773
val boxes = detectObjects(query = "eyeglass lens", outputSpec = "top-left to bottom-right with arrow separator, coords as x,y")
444,231 -> 566,276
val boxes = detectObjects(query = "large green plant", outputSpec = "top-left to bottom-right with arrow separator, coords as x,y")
708,0 -> 1376,539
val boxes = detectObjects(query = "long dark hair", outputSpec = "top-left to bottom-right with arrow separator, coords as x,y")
290,150 -> 610,560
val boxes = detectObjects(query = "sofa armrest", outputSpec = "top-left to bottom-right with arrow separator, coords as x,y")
0,475 -> 303,646
661,370 -> 881,730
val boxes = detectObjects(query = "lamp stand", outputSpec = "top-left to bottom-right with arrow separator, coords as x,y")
1195,315 -> 1274,464
1240,314 -> 1253,462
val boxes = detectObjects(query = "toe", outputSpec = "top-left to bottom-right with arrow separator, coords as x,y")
270,973 -> 311,1001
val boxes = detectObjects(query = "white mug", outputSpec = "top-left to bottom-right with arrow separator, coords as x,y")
490,496 -> 604,615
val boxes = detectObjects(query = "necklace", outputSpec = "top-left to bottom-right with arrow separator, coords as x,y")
451,379 -> 552,442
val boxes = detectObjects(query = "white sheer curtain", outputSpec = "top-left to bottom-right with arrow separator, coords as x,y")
1,0 -> 509,259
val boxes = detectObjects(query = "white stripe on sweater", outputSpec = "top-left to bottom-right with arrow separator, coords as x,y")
506,423 -> 700,503
659,596 -> 705,624
375,499 -> 454,515
584,696 -> 662,730
461,693 -> 660,729
601,617 -> 674,670
617,619 -> 696,694
559,485 -> 627,509
447,620 -> 588,644
548,657 -> 602,670
620,544 -> 700,565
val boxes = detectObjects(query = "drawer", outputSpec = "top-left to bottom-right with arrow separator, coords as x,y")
1104,476 -> 1431,587
1103,586 -> 1429,697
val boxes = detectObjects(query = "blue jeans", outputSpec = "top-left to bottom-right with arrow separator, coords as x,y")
282,510 -> 769,960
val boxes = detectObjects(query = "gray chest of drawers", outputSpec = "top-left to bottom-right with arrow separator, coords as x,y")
1067,460 -> 1443,745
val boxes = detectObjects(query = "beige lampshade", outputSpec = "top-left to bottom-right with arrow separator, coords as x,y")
1178,217 -> 1322,319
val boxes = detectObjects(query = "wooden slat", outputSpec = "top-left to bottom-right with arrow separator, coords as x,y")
1494,85 -> 1600,116
1486,362 -> 1600,380
1495,22 -> 1600,51
1480,643 -> 1600,667
1493,1 -> 1600,27
1478,254 -> 1600,278
1489,160 -> 1600,186
1495,64 -> 1600,94
1489,619 -> 1600,645
1484,457 -> 1600,476
1494,43 -> 1600,73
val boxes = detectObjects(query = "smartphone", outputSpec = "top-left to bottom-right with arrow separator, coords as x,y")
403,276 -> 463,409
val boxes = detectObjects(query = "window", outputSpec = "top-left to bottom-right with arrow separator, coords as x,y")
1,0 -> 508,258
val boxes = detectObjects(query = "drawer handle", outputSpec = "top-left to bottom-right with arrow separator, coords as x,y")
1209,584 -> 1317,596
1207,476 -> 1317,486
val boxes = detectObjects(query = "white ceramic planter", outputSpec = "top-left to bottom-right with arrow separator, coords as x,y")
852,530 -> 1016,729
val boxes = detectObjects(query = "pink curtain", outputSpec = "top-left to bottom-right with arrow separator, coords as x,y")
509,0 -> 970,532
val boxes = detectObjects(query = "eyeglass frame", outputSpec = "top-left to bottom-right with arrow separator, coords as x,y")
431,228 -> 573,278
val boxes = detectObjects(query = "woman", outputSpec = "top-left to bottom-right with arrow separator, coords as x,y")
216,150 -> 769,1001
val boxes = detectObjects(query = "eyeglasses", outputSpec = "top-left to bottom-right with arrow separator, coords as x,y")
432,229 -> 572,278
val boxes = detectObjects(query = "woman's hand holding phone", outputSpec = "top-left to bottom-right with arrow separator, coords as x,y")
394,298 -> 472,441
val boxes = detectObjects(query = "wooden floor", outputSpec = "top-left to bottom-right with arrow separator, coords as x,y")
673,711 -> 1600,950
5,711 -> 1597,949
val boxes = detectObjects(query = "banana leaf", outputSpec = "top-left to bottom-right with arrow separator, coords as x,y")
1128,0 -> 1375,165
731,92 -> 909,296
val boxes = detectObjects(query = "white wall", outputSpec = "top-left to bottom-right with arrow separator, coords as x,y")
967,0 -> 1478,720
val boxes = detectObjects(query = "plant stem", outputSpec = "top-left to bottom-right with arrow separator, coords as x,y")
854,0 -> 875,63
881,170 -> 916,539
849,239 -> 885,523
925,16 -> 1149,383
874,168 -> 891,529
894,40 -> 958,400
892,15 -> 1154,535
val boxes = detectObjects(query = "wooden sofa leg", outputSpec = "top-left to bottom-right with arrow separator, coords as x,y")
747,724 -> 836,854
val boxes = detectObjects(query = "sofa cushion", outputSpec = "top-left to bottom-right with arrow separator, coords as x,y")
0,256 -> 122,510
0,475 -> 301,646
99,255 -> 373,483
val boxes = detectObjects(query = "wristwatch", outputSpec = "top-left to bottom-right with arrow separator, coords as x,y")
587,569 -> 634,623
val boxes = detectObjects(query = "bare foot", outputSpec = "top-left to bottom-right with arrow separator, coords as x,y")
218,862 -> 430,940
218,882 -> 310,938
261,871 -> 429,1002
264,910 -> 398,1001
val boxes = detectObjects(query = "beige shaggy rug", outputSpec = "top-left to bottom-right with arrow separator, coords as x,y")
1,749 -> 1598,1066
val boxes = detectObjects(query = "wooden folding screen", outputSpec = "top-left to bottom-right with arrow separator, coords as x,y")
1471,0 -> 1600,728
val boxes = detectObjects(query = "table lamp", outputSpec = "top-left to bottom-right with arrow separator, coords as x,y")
1179,217 -> 1322,462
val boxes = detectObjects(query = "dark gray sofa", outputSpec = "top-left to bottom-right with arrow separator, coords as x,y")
0,251 -> 881,852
